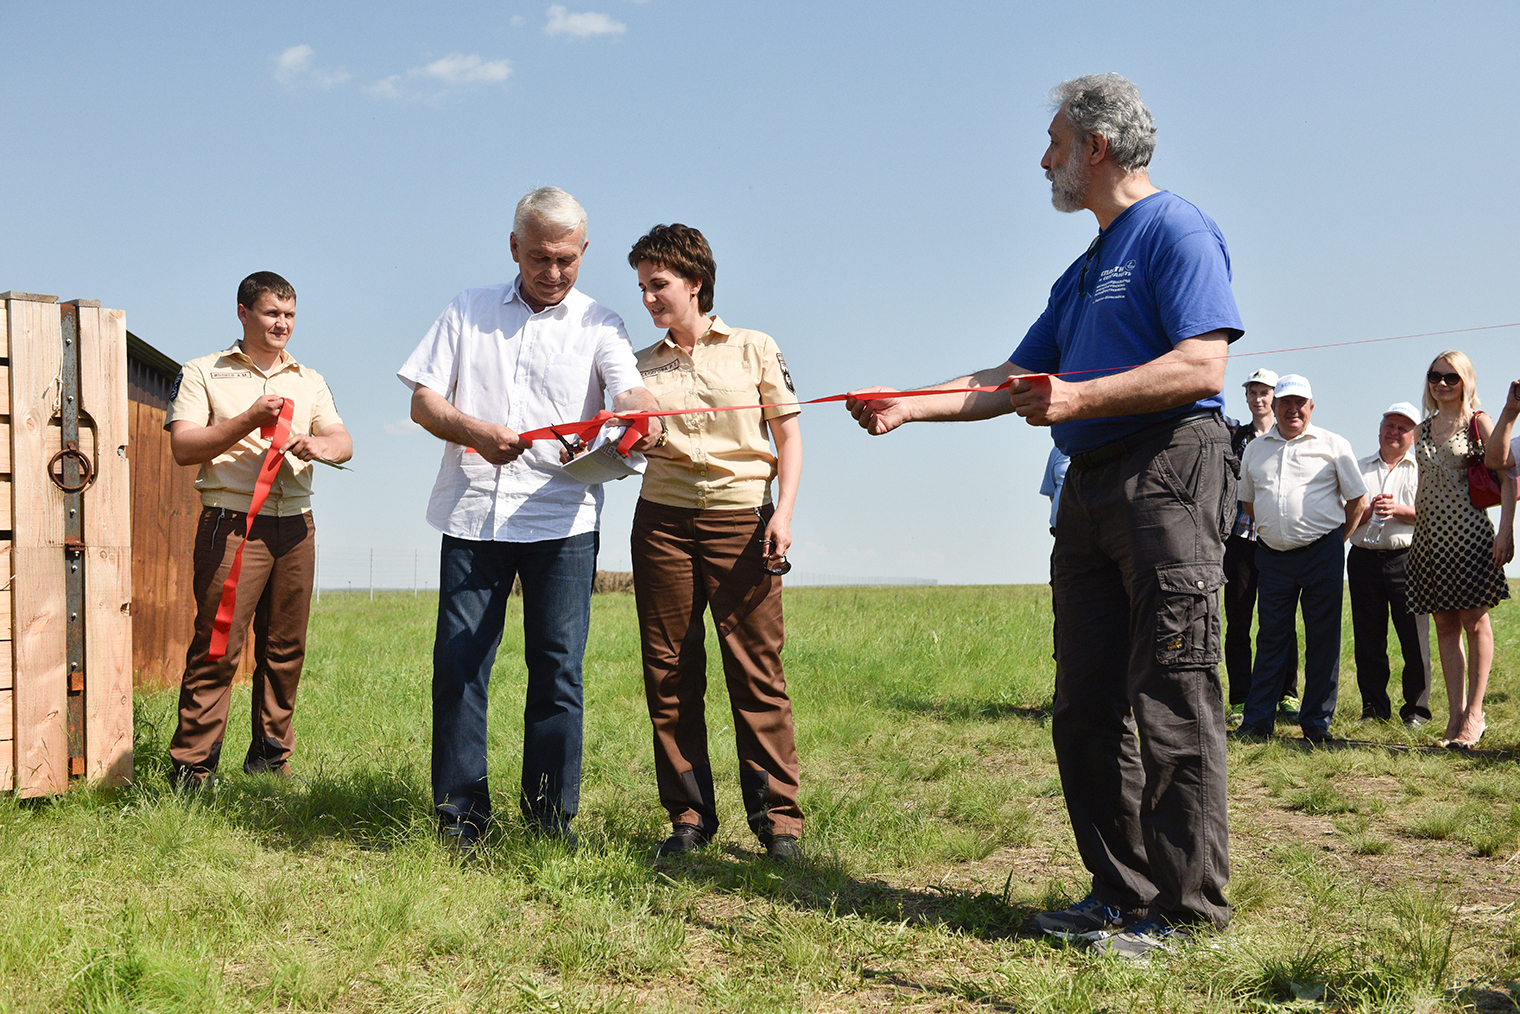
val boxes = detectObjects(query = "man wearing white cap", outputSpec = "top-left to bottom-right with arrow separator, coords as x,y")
1223,368 -> 1298,719
1234,375 -> 1367,743
1348,403 -> 1431,727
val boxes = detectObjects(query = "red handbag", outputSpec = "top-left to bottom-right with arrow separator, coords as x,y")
1468,413 -> 1505,510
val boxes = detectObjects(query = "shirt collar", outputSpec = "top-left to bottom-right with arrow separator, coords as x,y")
227,342 -> 299,377
1266,422 -> 1319,443
507,275 -> 574,318
659,314 -> 734,350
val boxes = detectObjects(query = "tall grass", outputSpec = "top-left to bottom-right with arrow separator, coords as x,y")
2,584 -> 1518,1012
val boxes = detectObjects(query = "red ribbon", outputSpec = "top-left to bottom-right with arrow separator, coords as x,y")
206,397 -> 295,662
507,378 -> 1028,456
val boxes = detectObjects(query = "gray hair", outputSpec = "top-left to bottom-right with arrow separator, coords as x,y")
513,186 -> 587,238
1050,73 -> 1156,173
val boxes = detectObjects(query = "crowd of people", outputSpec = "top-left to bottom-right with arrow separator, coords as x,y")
1222,359 -> 1517,750
158,72 -> 1516,965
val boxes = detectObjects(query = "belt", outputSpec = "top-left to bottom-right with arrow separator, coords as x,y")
1350,543 -> 1408,556
1261,528 -> 1341,554
1069,409 -> 1219,471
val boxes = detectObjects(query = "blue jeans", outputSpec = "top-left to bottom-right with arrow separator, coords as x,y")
431,531 -> 598,835
1244,531 -> 1343,735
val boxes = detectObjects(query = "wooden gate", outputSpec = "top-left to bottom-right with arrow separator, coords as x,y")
1,292 -> 133,795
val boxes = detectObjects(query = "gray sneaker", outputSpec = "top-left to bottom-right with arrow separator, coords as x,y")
1090,919 -> 1181,962
1033,894 -> 1126,941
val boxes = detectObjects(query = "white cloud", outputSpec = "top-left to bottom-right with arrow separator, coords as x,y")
422,53 -> 512,84
545,5 -> 627,38
383,417 -> 424,435
274,44 -> 313,84
273,44 -> 351,88
511,14 -> 528,27
368,52 -> 513,99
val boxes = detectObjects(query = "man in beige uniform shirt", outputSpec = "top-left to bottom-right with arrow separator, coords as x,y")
165,271 -> 352,787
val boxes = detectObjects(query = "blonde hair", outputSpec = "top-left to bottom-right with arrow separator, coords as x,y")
1422,348 -> 1481,420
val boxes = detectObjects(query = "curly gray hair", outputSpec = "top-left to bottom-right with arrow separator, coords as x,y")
1051,74 -> 1156,173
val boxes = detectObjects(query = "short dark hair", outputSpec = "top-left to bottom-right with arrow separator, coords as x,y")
627,224 -> 715,315
237,271 -> 296,308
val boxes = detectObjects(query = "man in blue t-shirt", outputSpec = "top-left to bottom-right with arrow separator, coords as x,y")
848,74 -> 1242,960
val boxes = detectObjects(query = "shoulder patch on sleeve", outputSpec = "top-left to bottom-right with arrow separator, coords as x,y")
777,353 -> 795,394
169,371 -> 183,402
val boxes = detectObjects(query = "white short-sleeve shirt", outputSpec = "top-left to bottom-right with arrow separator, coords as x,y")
397,278 -> 643,542
1238,423 -> 1368,551
1349,449 -> 1419,550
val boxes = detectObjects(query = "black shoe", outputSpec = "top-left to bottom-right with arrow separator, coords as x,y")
528,821 -> 578,851
1302,729 -> 1343,746
1403,715 -> 1429,729
439,822 -> 485,864
766,834 -> 801,861
1228,724 -> 1273,743
169,767 -> 215,792
1360,710 -> 1390,722
658,823 -> 711,856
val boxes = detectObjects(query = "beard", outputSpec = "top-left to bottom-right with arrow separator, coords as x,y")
1048,147 -> 1088,213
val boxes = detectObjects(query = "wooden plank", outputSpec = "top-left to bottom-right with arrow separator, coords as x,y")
0,736 -> 11,794
8,300 -> 64,549
0,478 -> 10,530
78,306 -> 131,551
11,545 -> 67,796
0,539 -> 11,648
0,690 -> 9,737
0,303 -> 6,365
83,545 -> 132,786
0,292 -> 58,303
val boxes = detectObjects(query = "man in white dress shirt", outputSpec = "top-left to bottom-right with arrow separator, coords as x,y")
1234,375 -> 1367,743
398,187 -> 662,850
1347,403 -> 1431,727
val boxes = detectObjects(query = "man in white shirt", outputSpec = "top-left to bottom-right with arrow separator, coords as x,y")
1347,403 -> 1431,727
398,187 -> 662,851
1233,375 -> 1367,743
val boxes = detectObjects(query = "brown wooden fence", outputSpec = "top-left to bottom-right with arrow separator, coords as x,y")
1,293 -> 133,794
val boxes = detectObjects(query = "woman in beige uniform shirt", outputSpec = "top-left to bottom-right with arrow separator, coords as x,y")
626,224 -> 804,860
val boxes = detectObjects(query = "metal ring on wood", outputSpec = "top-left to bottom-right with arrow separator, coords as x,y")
48,441 -> 95,492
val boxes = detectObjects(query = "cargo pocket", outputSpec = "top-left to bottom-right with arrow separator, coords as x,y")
1154,562 -> 1224,668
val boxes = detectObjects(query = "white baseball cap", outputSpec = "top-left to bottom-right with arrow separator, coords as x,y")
1273,374 -> 1313,400
1243,368 -> 1279,389
1383,401 -> 1420,425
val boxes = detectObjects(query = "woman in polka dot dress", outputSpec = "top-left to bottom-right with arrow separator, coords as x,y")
1406,350 -> 1509,748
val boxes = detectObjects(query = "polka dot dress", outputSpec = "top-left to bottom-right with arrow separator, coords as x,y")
1407,414 -> 1510,613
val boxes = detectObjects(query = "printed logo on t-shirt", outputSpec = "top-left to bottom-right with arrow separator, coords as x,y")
639,360 -> 681,378
1092,259 -> 1138,303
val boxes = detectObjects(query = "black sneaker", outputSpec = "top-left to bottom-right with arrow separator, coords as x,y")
1403,715 -> 1429,729
1302,729 -> 1343,747
1033,894 -> 1127,941
658,823 -> 711,856
766,834 -> 801,861
1228,724 -> 1273,743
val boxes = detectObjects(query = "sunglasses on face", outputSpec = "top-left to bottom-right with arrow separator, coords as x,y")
1426,371 -> 1462,386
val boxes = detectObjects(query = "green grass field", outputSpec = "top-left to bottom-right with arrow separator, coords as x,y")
3,584 -> 1520,1012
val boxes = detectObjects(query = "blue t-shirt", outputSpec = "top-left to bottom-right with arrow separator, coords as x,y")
1010,191 -> 1244,456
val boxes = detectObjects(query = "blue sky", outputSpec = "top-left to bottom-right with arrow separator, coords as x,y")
4,1 -> 1517,585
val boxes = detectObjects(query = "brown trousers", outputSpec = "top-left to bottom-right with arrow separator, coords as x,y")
631,499 -> 803,841
170,507 -> 315,781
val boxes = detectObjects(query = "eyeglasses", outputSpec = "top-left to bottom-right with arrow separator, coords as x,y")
765,558 -> 792,576
1426,371 -> 1462,386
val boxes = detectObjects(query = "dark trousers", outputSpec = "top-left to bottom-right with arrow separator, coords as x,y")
1052,414 -> 1233,929
631,500 -> 803,842
1244,532 -> 1344,734
431,532 -> 597,836
170,507 -> 315,781
1347,546 -> 1432,722
1222,534 -> 1298,705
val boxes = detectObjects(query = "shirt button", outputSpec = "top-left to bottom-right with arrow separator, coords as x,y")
1195,580 -> 1205,589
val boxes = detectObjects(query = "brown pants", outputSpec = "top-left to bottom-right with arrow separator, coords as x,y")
631,499 -> 803,841
170,507 -> 315,781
